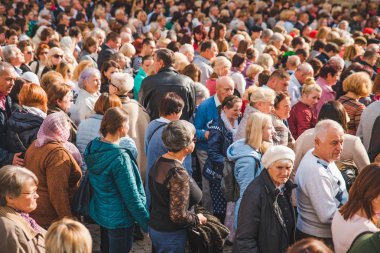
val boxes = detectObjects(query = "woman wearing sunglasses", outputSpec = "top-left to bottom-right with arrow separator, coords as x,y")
41,47 -> 64,77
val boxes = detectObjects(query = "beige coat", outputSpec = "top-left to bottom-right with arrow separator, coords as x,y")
294,128 -> 370,173
121,97 -> 150,181
0,206 -> 46,253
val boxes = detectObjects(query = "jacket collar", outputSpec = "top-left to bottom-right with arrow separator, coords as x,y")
262,169 -> 297,199
157,66 -> 177,74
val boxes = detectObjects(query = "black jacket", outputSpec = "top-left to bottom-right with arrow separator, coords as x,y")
139,67 -> 196,121
0,96 -> 13,166
6,109 -> 44,153
316,52 -> 329,65
233,169 -> 296,253
97,43 -> 116,70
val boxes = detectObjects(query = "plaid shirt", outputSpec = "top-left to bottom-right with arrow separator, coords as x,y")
338,95 -> 366,135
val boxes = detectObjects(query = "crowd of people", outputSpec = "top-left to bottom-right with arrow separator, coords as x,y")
0,0 -> 380,252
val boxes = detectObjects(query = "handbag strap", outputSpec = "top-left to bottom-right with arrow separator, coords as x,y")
147,122 -> 167,146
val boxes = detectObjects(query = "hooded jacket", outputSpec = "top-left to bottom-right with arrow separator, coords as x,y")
84,137 -> 149,231
227,139 -> 263,227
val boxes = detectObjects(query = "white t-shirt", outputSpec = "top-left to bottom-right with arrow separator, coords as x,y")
332,211 -> 379,253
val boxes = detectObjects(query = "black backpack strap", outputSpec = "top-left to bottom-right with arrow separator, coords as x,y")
147,122 -> 167,146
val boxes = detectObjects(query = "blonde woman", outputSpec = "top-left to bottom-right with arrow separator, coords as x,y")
227,112 -> 273,227
343,45 -> 362,68
288,78 -> 322,139
46,218 -> 92,253
338,72 -> 372,135
41,47 -> 64,76
245,64 -> 264,88
256,53 -> 274,71
56,61 -> 75,85
206,56 -> 232,96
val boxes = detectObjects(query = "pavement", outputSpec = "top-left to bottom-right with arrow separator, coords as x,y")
86,223 -> 233,253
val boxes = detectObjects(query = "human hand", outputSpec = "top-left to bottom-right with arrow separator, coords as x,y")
205,131 -> 210,140
12,152 -> 24,166
197,213 -> 207,225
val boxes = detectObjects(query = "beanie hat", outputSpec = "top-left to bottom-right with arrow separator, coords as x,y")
262,145 -> 295,169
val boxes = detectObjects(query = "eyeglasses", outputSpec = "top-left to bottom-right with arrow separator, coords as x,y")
24,51 -> 33,55
21,190 -> 38,197
53,54 -> 63,59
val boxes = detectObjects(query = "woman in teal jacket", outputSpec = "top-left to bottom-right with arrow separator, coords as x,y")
84,107 -> 149,253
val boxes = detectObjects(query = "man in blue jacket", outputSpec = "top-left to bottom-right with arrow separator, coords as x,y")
194,76 -> 234,211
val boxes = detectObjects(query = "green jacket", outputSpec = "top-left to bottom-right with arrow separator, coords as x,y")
348,231 -> 380,253
134,68 -> 147,101
85,137 -> 149,231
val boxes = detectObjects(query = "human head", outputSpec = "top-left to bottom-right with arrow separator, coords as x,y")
94,93 -> 122,115
324,42 -> 340,58
41,71 -> 64,91
46,82 -> 73,113
100,60 -> 120,84
5,29 -> 18,45
36,43 -> 50,61
343,44 -> 362,62
269,32 -> 285,50
179,43 -> 194,62
105,32 -> 121,51
232,53 -> 246,72
181,63 -> 201,83
213,56 -> 231,77
363,49 -> 379,66
154,48 -> 175,73
314,119 -> 344,162
215,76 -> 234,103
109,72 -> 134,96
0,165 -> 38,213
159,92 -> 184,118
339,164 -> 380,223
119,43 -> 136,59
200,40 -> 218,61
262,145 -> 295,187
245,112 -> 273,149
45,47 -> 64,68
19,83 -> 48,113
256,53 -> 274,71
295,62 -> 314,84
301,77 -> 322,107
220,95 -> 242,120
2,45 -> 25,67
308,58 -> 323,77
83,36 -> 98,54
100,107 -> 129,138
286,55 -> 301,71
249,87 -> 276,114
72,60 -> 93,81
89,28 -> 106,46
162,120 -> 195,153
267,70 -> 291,93
246,64 -> 264,81
141,37 -> 155,56
56,61 -> 74,82
45,218 -> 92,253
0,62 -> 17,96
261,29 -> 274,43
173,52 -> 189,72
17,40 -> 34,65
318,101 -> 348,133
274,92 -> 291,120
287,238 -> 333,253
193,82 -> 210,106
319,62 -> 342,86
343,72 -> 372,98
78,67 -> 101,94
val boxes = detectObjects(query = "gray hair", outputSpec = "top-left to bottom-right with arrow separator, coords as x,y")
216,76 -> 235,89
179,44 -> 194,55
0,165 -> 38,206
269,32 -> 285,43
0,61 -> 15,75
262,29 -> 273,39
2,45 -> 19,63
297,62 -> 314,75
314,119 -> 344,142
162,120 -> 195,152
287,55 -> 301,67
78,67 -> 100,89
328,56 -> 345,70
194,82 -> 210,102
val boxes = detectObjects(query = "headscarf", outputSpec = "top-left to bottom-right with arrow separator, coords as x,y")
35,111 -> 82,165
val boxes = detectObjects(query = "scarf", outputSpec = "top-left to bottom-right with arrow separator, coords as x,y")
16,209 -> 41,233
221,111 -> 238,137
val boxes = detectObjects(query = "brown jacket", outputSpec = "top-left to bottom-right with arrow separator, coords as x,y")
24,141 -> 82,228
0,206 -> 46,253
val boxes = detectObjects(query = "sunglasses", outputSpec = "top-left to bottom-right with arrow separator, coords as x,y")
53,54 -> 63,59
25,51 -> 33,55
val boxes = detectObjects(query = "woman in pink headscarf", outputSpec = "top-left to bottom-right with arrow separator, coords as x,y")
24,111 -> 82,228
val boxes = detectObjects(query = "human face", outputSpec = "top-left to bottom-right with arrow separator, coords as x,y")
219,27 -> 226,39
104,67 -> 119,80
302,90 -> 321,107
110,38 -> 122,51
84,73 -> 101,94
314,127 -> 344,162
205,44 -> 218,61
89,44 -> 98,54
57,91 -> 73,113
223,102 -> 242,122
7,35 -> 18,45
108,82 -> 118,95
275,97 -> 291,119
6,178 -> 38,213
0,68 -> 17,95
262,121 -> 274,142
51,53 -> 64,66
219,65 -> 230,77
38,49 -> 49,61
275,78 -> 290,93
239,60 -> 246,72
23,46 -> 34,64
326,72 -> 341,86
143,41 -> 155,56
142,59 -> 154,74
267,160 -> 293,187
153,54 -> 164,73
13,48 -> 25,66
256,100 -> 275,114
216,81 -> 234,102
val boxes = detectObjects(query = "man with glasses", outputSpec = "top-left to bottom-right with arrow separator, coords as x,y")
295,119 -> 348,248
0,62 -> 23,167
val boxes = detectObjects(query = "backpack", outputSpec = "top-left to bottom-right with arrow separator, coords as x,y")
220,158 -> 240,202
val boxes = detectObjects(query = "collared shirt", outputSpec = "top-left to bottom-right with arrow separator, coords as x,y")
193,55 -> 212,85
288,73 -> 302,107
214,94 -> 221,107
316,77 -> 336,116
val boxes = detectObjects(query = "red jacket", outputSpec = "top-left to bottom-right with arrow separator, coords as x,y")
288,101 -> 317,140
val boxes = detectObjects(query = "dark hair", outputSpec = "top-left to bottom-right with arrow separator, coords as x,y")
40,27 -> 55,42
232,53 -> 246,68
319,62 -> 342,79
181,63 -> 201,82
69,27 -> 81,38
100,60 -> 120,84
312,40 -> 326,51
106,31 -> 121,43
100,107 -> 129,136
219,95 -> 242,114
141,55 -> 153,64
308,58 -> 323,77
9,78 -> 27,104
237,40 -> 249,54
340,164 -> 380,222
46,82 -> 72,109
274,92 -> 290,109
324,42 -> 339,53
318,101 -> 348,132
142,37 -> 154,46
291,37 -> 304,49
167,41 -> 181,52
287,238 -> 333,253
214,23 -> 226,41
17,40 -> 32,52
200,40 -> 215,53
193,25 -> 207,43
295,48 -> 308,58
83,36 -> 98,52
5,29 -> 17,39
258,69 -> 271,87
155,48 -> 175,68
159,92 -> 184,116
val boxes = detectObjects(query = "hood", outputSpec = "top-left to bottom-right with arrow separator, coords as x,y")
227,139 -> 261,161
84,137 -> 127,175
7,110 -> 44,132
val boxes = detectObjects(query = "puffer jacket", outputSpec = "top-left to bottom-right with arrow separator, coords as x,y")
233,169 -> 296,253
139,67 -> 196,121
6,109 -> 44,153
227,139 -> 263,227
84,137 -> 149,231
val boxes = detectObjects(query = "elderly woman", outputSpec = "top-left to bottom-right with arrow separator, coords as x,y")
206,56 -> 232,96
337,72 -> 372,135
41,47 -> 65,76
0,165 -> 46,252
24,112 -> 82,228
148,120 -> 206,253
272,92 -> 294,147
84,107 -> 149,253
233,145 -> 296,253
109,72 -> 150,180
235,87 -> 276,141
70,67 -> 101,125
